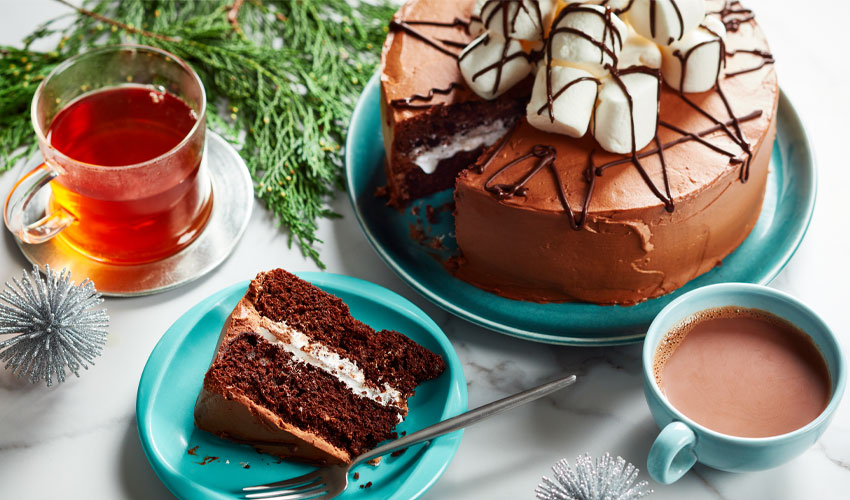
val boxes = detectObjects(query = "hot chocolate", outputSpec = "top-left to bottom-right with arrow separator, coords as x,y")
654,307 -> 831,438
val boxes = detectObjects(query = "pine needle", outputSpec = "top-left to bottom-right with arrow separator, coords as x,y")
0,0 -> 396,267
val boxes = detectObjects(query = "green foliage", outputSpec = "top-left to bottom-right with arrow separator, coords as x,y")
0,0 -> 396,267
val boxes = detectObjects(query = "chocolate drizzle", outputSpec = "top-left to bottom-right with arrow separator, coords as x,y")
387,14 -> 475,109
459,1 -> 543,96
649,0 -> 686,44
725,48 -> 774,77
459,34 -> 534,96
390,82 -> 466,109
713,0 -> 754,32
479,0 -> 546,37
472,1 -> 772,226
388,20 -> 465,59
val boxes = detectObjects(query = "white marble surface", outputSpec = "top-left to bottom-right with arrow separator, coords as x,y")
1,1 -> 850,499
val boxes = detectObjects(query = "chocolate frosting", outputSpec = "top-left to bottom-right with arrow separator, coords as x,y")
451,0 -> 779,304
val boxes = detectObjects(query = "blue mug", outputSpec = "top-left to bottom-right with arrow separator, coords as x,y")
643,283 -> 846,484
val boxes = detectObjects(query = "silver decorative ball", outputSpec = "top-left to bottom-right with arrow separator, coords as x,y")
536,453 -> 653,500
0,265 -> 108,386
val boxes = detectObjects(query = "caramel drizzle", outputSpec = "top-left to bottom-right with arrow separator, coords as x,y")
544,4 -> 622,121
390,82 -> 466,109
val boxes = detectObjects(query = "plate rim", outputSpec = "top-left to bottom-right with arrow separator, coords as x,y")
136,272 -> 469,500
345,71 -> 817,346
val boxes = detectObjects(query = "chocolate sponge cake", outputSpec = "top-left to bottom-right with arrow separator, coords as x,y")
380,0 -> 778,305
194,269 -> 445,465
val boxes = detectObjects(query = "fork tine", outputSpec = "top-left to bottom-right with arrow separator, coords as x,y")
243,479 -> 324,499
242,470 -> 324,492
242,488 -> 329,500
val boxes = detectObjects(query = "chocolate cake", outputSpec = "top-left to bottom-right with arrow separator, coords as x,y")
380,0 -> 778,305
194,269 -> 445,465
380,0 -> 532,206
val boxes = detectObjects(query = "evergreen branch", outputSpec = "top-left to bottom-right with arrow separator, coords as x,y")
0,0 -> 396,267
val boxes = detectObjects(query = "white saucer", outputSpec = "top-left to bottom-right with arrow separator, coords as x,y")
15,132 -> 253,296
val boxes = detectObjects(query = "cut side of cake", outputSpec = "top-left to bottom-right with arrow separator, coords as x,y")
194,269 -> 446,465
380,0 -> 531,206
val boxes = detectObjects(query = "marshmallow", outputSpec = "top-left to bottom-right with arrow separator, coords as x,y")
549,3 -> 628,68
660,16 -> 726,92
625,0 -> 705,46
618,26 -> 662,69
477,0 -> 553,41
593,71 -> 659,154
459,33 -> 534,100
526,65 -> 599,137
581,0 -> 634,13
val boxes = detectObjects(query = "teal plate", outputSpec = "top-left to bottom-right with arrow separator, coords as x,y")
137,273 -> 468,500
346,72 -> 816,345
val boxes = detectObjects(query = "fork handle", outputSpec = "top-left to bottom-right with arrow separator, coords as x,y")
351,373 -> 577,467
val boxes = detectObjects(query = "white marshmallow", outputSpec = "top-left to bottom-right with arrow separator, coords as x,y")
477,0 -> 553,41
625,0 -> 706,46
459,33 -> 534,100
581,0 -> 635,12
593,71 -> 659,154
618,26 -> 662,69
526,65 -> 599,137
549,3 -> 628,68
660,16 -> 726,92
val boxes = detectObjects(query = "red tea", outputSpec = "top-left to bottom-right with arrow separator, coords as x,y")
46,86 -> 212,263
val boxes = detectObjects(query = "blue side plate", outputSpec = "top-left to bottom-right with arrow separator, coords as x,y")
346,72 -> 816,345
137,273 -> 468,500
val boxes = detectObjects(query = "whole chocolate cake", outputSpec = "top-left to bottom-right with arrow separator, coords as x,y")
380,0 -> 778,305
194,269 -> 445,465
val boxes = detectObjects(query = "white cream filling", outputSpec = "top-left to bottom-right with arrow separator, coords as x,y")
256,325 -> 404,410
411,119 -> 510,174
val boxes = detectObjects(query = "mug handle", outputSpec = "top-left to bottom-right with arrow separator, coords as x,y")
648,421 -> 697,484
4,163 -> 75,244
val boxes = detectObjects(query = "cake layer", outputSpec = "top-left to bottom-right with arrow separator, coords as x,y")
194,269 -> 445,465
379,0 -> 530,206
199,332 -> 405,461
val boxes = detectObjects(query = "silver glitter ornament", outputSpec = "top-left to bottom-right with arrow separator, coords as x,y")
0,265 -> 108,386
536,453 -> 653,500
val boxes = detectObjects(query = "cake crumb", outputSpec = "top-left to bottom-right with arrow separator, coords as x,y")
187,445 -> 199,456
391,448 -> 407,457
365,481 -> 373,488
240,462 -> 251,469
198,456 -> 219,465
353,472 -> 360,480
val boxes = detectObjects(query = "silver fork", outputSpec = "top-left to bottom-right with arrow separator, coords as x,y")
240,372 -> 577,500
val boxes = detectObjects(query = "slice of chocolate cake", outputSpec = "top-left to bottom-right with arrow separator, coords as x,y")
194,269 -> 445,465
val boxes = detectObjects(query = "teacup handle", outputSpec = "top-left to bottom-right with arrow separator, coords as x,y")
648,421 -> 697,484
4,163 -> 75,244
